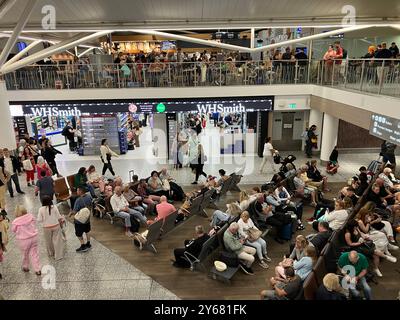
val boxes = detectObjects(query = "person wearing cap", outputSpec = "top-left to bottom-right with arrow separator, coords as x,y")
171,225 -> 210,268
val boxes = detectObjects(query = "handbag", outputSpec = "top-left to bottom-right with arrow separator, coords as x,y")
22,159 -> 33,171
162,179 -> 171,191
74,208 -> 91,224
246,227 -> 262,242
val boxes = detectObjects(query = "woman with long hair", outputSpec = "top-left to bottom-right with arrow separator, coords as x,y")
191,144 -> 207,184
37,195 -> 65,260
100,139 -> 119,176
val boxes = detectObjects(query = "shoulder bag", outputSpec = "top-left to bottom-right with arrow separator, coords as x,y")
246,227 -> 262,242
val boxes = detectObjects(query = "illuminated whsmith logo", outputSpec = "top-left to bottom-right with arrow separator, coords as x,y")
196,103 -> 246,114
29,107 -> 81,117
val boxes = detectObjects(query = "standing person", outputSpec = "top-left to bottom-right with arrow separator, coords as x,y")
212,112 -> 219,127
11,206 -> 41,275
389,42 -> 399,58
0,210 -> 9,279
62,121 -> 76,152
42,140 -> 62,176
201,115 -> 207,130
191,144 -> 207,185
133,126 -> 142,148
0,160 -> 10,215
37,196 -> 65,260
2,148 -> 24,197
69,187 -> 93,253
381,141 -> 397,169
259,137 -> 277,173
35,170 -> 55,204
305,125 -> 317,158
22,141 -> 36,187
323,45 -> 336,83
100,139 -> 119,176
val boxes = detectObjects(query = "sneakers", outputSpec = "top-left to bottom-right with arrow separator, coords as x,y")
263,255 -> 272,263
388,243 -> 399,251
374,268 -> 383,277
85,242 -> 92,250
385,255 -> 397,263
239,263 -> 255,275
259,260 -> 269,269
35,271 -> 42,276
76,245 -> 89,253
27,183 -> 31,187
297,224 -> 305,231
125,231 -> 133,237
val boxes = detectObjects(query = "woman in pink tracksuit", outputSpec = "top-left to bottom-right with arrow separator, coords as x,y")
11,206 -> 41,275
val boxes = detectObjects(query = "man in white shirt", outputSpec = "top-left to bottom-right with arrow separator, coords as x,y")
2,148 -> 24,197
110,186 -> 147,236
259,137 -> 277,173
379,168 -> 400,191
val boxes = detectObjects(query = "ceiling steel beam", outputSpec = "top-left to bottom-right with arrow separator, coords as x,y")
2,39 -> 41,68
0,31 -> 110,74
0,0 -> 38,67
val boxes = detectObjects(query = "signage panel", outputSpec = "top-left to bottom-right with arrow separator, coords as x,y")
369,113 -> 400,146
20,97 -> 274,116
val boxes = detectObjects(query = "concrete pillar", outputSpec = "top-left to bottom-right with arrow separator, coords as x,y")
0,81 -> 17,150
320,113 -> 339,162
308,108 -> 323,151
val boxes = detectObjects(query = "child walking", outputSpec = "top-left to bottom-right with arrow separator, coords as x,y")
11,206 -> 41,275
0,211 -> 9,279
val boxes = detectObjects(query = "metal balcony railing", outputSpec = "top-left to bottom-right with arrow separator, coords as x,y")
3,59 -> 400,98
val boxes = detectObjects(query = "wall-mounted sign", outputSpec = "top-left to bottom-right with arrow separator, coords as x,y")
18,96 -> 274,116
369,113 -> 400,146
288,103 -> 297,109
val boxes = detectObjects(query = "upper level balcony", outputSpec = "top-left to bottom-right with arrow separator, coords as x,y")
3,59 -> 400,99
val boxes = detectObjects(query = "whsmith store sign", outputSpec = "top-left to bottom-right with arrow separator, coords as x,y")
20,96 -> 274,116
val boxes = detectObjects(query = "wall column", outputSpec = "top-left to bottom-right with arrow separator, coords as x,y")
308,108 -> 323,151
320,113 -> 339,162
0,81 -> 17,149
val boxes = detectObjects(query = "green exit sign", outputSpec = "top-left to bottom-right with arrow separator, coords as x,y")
288,103 -> 297,109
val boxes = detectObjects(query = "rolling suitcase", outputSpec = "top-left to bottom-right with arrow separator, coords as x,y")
367,157 -> 382,174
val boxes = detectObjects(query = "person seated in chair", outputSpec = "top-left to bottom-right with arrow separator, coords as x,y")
159,168 -> 185,201
316,273 -> 347,300
137,178 -> 161,211
110,186 -> 147,236
261,266 -> 302,300
338,250 -> 372,300
338,186 -> 358,206
147,196 -> 176,225
210,202 -> 242,227
223,222 -> 257,275
293,169 -> 317,206
86,165 -> 105,193
171,225 -> 210,268
122,184 -> 148,214
307,221 -> 332,255
216,169 -> 230,188
74,167 -> 96,198
148,170 -> 170,198
307,160 -> 329,192
379,167 -> 400,192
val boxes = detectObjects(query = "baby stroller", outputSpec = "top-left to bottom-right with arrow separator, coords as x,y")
279,155 -> 297,174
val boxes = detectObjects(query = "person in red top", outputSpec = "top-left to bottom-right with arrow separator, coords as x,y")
334,41 -> 344,65
154,196 -> 176,223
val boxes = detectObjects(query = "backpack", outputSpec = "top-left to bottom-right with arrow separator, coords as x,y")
61,126 -> 69,137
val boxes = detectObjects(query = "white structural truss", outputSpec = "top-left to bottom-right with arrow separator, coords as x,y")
0,10 -> 399,76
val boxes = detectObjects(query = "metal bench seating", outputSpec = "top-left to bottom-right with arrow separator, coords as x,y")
184,234 -> 219,272
54,177 -> 71,204
188,194 -> 203,216
229,173 -> 242,192
136,218 -> 163,254
160,210 -> 178,237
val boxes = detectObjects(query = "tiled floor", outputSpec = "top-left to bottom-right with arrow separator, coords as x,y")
54,125 -> 398,186
0,191 -> 178,300
1,124 -> 398,300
